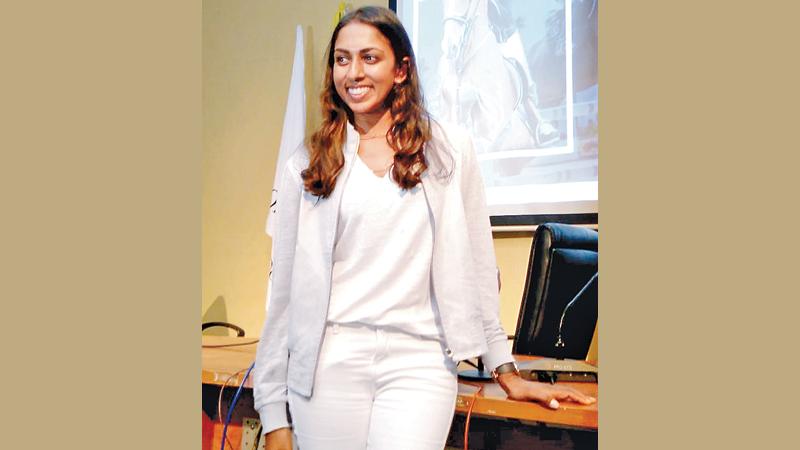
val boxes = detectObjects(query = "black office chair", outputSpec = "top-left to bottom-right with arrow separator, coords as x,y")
201,321 -> 245,337
459,223 -> 598,380
512,223 -> 598,360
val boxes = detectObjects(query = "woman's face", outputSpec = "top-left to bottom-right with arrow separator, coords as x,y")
332,22 -> 407,119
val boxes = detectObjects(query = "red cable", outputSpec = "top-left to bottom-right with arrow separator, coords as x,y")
457,381 -> 485,450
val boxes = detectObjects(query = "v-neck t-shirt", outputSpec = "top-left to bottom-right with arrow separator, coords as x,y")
326,155 -> 444,340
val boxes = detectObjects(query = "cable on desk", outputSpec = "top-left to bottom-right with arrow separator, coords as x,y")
222,428 -> 236,450
203,339 -> 260,348
457,380 -> 485,450
217,366 -> 249,450
220,361 -> 256,450
218,368 -> 248,424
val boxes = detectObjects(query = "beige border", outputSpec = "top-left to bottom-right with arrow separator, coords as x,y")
3,2 -> 200,448
601,1 -> 798,449
5,1 -> 797,448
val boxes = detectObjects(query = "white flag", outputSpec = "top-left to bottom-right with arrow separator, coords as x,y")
266,25 -> 306,236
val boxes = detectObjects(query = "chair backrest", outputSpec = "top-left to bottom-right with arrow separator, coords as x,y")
512,223 -> 598,359
201,321 -> 245,337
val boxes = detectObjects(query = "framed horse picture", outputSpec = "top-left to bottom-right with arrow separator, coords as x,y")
393,0 -> 599,228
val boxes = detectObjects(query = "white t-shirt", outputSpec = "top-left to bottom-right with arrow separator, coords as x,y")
327,154 -> 445,340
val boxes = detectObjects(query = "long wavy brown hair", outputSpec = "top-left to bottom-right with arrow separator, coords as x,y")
301,6 -> 432,197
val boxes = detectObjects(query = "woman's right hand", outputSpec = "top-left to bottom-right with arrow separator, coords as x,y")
263,427 -> 293,450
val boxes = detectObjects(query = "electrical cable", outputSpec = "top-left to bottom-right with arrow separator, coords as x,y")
216,368 -> 248,450
217,367 -> 248,450
222,430 -> 236,450
218,368 -> 248,423
457,380 -> 485,450
220,361 -> 256,450
203,337 -> 258,448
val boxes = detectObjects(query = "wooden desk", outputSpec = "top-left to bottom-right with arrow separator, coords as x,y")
202,336 -> 598,430
202,336 -> 260,386
454,356 -> 597,430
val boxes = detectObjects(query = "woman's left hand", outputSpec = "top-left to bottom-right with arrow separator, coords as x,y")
496,373 -> 597,409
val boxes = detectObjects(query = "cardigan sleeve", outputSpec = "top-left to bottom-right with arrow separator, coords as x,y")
457,133 -> 516,371
253,154 -> 303,435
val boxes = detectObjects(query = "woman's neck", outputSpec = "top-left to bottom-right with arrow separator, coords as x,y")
353,108 -> 393,137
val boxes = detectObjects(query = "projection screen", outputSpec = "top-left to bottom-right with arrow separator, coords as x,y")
393,0 -> 598,226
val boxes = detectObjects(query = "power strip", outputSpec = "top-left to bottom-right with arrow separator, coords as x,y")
241,418 -> 296,450
240,418 -> 263,450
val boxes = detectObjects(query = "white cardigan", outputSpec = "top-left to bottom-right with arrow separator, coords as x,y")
253,120 -> 514,434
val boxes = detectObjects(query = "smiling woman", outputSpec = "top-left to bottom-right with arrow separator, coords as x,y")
252,6 -> 595,450
301,6 -> 431,195
331,21 -> 411,178
332,22 -> 407,117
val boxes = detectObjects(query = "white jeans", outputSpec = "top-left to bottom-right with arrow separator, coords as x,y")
288,322 -> 458,450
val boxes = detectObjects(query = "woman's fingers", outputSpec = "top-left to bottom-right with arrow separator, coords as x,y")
527,383 -> 597,407
520,382 -> 551,404
510,380 -> 597,408
553,387 -> 596,405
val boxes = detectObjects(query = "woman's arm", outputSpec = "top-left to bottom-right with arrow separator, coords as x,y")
456,132 -> 515,371
496,371 -> 596,408
253,155 -> 303,436
263,426 -> 293,450
457,132 -> 596,409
